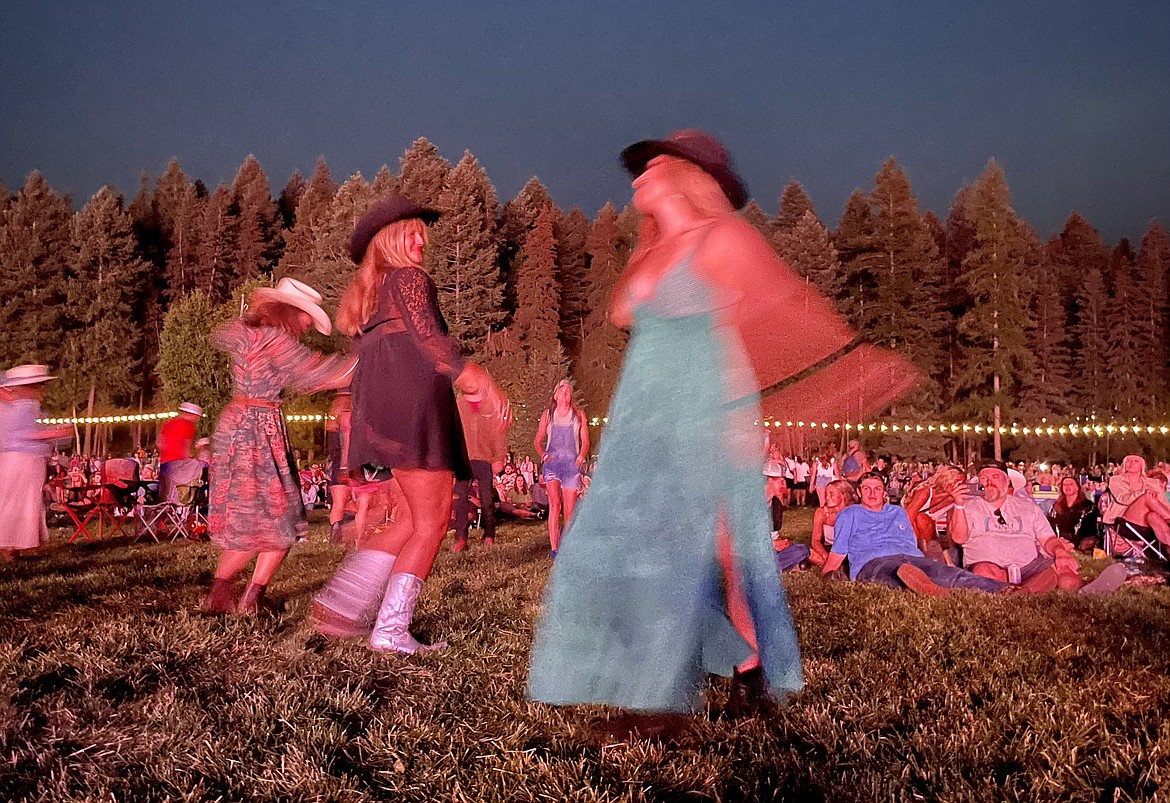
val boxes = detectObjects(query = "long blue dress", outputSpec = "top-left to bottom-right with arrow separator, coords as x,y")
527,254 -> 803,713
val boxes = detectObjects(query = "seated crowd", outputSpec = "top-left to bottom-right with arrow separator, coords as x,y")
763,444 -> 1170,595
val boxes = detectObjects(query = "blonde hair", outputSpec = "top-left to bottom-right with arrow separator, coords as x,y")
337,218 -> 428,336
628,156 -> 735,268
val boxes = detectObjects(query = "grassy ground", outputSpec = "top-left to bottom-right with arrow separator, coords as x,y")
2,508 -> 1169,802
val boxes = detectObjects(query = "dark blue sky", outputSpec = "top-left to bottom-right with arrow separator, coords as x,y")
2,1 -> 1167,243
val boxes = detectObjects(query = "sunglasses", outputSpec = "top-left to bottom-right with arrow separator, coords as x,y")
994,509 -> 1007,526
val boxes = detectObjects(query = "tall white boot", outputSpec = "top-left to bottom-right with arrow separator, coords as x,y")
312,550 -> 397,638
370,572 -> 447,654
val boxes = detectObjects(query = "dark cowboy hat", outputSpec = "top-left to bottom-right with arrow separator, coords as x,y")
349,194 -> 440,263
620,129 -> 750,210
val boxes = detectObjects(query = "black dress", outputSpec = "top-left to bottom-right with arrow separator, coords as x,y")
348,267 -> 471,480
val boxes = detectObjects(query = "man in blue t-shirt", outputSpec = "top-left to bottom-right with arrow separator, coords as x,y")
820,473 -> 1006,595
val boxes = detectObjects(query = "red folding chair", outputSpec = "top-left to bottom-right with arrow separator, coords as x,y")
64,485 -> 102,543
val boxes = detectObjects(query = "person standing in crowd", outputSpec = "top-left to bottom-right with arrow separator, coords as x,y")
519,455 -> 535,488
325,389 -> 353,545
329,195 -> 509,654
202,279 -> 357,615
812,448 -> 838,505
840,439 -> 869,483
763,444 -> 789,537
528,131 -> 807,739
0,366 -> 72,562
533,379 -> 589,558
453,389 -> 509,551
159,402 -> 202,464
792,455 -> 810,506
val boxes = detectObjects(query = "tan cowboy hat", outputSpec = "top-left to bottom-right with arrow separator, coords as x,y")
252,278 -> 332,335
0,364 -> 56,387
178,402 -> 204,416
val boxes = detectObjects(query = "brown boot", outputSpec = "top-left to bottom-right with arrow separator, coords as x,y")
202,579 -> 237,614
896,564 -> 951,598
725,665 -> 775,719
237,583 -> 282,616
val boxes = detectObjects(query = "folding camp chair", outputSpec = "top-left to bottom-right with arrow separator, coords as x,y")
1107,519 -> 1168,562
64,484 -> 103,542
134,459 -> 206,542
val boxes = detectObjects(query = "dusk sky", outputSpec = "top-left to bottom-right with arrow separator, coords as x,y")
2,1 -> 1167,243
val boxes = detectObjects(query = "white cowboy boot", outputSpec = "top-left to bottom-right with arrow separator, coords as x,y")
370,572 -> 447,654
312,550 -> 397,637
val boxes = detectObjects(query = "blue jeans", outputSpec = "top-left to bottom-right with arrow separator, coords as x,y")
856,554 -> 1008,593
775,543 -> 810,572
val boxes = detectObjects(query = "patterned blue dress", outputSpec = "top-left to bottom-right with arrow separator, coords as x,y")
528,254 -> 803,713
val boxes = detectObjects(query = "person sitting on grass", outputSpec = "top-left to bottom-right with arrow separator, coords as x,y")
902,464 -> 966,564
820,472 -> 1010,596
808,479 -> 856,566
948,461 -> 1125,595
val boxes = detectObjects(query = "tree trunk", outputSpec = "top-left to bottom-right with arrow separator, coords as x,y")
83,382 -> 96,455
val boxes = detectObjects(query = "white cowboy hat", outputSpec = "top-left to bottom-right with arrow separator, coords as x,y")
178,402 -> 204,416
0,364 -> 56,387
252,277 -> 332,336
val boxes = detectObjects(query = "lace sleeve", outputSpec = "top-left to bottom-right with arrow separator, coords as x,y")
387,267 -> 466,379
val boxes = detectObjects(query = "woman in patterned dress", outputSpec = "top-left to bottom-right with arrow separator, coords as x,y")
312,195 -> 509,653
203,278 -> 357,615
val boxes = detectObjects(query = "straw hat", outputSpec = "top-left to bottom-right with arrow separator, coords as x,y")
178,402 -> 204,417
0,364 -> 56,387
620,129 -> 750,209
253,278 -> 332,335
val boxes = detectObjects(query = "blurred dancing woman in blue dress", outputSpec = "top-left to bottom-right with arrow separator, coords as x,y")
528,131 -> 917,739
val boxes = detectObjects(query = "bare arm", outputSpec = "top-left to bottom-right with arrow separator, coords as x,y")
947,483 -> 972,544
576,410 -> 590,465
821,551 -> 847,575
533,411 -> 549,462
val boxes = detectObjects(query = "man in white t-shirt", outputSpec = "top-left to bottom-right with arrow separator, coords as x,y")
949,461 -> 1125,594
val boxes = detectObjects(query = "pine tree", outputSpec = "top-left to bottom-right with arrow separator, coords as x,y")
1057,214 -> 1112,415
371,164 -> 397,198
0,171 -> 72,371
277,171 -> 306,230
128,172 -> 167,405
397,137 -> 451,208
576,202 -> 630,416
1019,233 -> 1074,420
775,210 -> 843,300
740,200 -> 772,240
500,177 -> 556,314
194,185 -> 239,303
428,151 -> 502,353
301,173 -> 374,316
776,179 -> 817,233
64,186 -> 147,414
951,160 -> 1032,424
833,188 -> 881,331
156,290 -> 235,426
1134,220 -> 1170,410
512,205 -> 566,439
923,210 -> 946,258
867,159 -> 947,396
556,207 -> 590,363
231,155 -> 278,283
278,157 -> 335,279
1104,241 -> 1144,418
154,159 -> 203,300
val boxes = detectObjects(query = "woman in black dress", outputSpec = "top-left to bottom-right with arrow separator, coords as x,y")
326,196 -> 509,653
